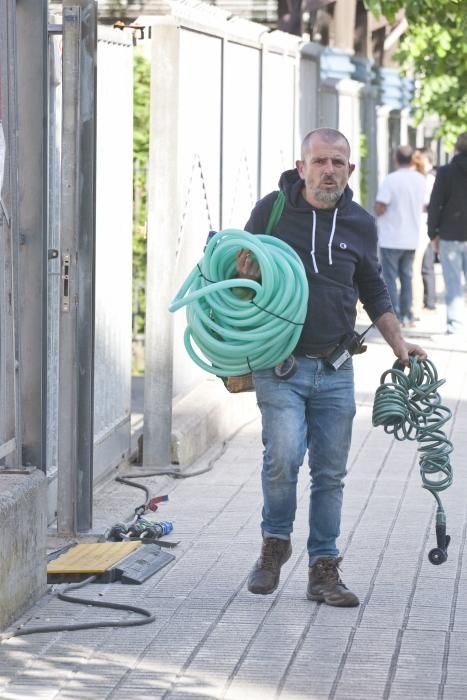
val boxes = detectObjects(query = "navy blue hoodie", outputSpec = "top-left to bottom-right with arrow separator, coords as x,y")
245,168 -> 393,355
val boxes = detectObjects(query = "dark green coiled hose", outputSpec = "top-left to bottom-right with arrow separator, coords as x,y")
372,357 -> 453,564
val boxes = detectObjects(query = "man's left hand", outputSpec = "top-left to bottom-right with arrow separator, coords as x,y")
392,339 -> 427,366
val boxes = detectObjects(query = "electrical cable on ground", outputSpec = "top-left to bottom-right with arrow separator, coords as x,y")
119,415 -> 256,486
169,229 -> 309,376
118,462 -> 213,482
0,576 -> 155,641
110,417 -> 258,543
372,356 -> 453,564
109,430 -> 235,542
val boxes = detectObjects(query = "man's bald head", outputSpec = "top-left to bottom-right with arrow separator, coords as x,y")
301,128 -> 351,161
296,128 -> 355,209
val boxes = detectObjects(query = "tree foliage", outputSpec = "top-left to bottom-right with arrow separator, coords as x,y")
132,49 -> 150,335
364,0 -> 467,146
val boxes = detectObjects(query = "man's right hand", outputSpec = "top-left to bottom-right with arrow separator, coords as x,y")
431,236 -> 440,255
236,249 -> 261,281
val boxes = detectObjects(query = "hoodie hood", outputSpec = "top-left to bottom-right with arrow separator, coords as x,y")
277,168 -> 354,212
277,168 -> 354,270
452,152 -> 467,176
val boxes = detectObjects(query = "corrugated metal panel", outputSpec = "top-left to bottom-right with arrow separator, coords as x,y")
173,27 -> 223,395
93,30 -> 133,477
260,49 -> 297,195
221,41 -> 261,228
46,23 -> 133,483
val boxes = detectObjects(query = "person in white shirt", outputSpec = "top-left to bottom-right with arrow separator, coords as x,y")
374,145 -> 427,326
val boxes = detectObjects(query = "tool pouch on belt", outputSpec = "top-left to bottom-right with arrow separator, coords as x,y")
222,374 -> 255,393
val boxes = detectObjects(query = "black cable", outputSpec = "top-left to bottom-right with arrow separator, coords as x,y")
118,452 -> 220,484
112,419 -> 257,541
119,464 -> 214,480
123,415 -> 257,484
126,536 -> 179,548
115,475 -> 150,502
0,576 -> 155,641
250,300 -> 304,325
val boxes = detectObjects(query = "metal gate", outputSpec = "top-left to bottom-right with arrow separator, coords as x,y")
48,5 -> 134,532
1,0 -> 134,535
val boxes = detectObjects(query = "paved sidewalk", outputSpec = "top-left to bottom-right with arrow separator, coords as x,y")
1,299 -> 467,700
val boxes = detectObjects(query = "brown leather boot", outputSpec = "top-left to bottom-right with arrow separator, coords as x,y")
307,557 -> 359,607
247,537 -> 292,595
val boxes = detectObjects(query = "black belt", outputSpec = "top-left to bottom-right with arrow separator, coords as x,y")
303,352 -> 332,359
296,347 -> 337,360
274,349 -> 335,380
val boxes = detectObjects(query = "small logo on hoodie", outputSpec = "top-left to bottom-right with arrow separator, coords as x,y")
340,242 -> 347,250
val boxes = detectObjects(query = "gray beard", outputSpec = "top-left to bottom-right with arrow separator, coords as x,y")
313,187 -> 344,203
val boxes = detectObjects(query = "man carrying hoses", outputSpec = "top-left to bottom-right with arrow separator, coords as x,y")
237,128 -> 427,606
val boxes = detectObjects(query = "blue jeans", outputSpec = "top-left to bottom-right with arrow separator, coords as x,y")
379,247 -> 415,320
253,356 -> 356,561
439,240 -> 467,334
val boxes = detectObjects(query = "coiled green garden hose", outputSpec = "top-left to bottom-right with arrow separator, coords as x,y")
169,230 -> 309,376
372,356 -> 453,564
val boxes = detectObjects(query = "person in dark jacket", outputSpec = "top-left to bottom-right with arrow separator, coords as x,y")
428,132 -> 467,335
237,128 -> 426,607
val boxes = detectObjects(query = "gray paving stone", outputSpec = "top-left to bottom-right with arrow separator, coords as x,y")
443,686 -> 467,700
2,326 -> 467,700
387,682 -> 441,699
2,691 -> 57,700
334,684 -> 387,700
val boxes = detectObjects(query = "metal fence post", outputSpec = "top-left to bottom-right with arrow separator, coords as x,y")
143,23 -> 180,466
0,0 -> 21,468
0,0 -> 49,470
57,1 -> 97,534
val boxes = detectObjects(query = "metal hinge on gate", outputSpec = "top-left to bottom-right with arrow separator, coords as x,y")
62,254 -> 71,312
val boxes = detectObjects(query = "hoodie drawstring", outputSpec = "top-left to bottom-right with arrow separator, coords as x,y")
328,208 -> 338,266
310,210 -> 318,274
310,207 -> 338,272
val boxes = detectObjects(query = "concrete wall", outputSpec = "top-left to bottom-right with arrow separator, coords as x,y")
0,470 -> 47,629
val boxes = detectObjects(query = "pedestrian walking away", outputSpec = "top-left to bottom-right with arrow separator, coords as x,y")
411,148 -> 438,313
428,131 -> 467,336
374,145 -> 427,326
237,127 -> 427,607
